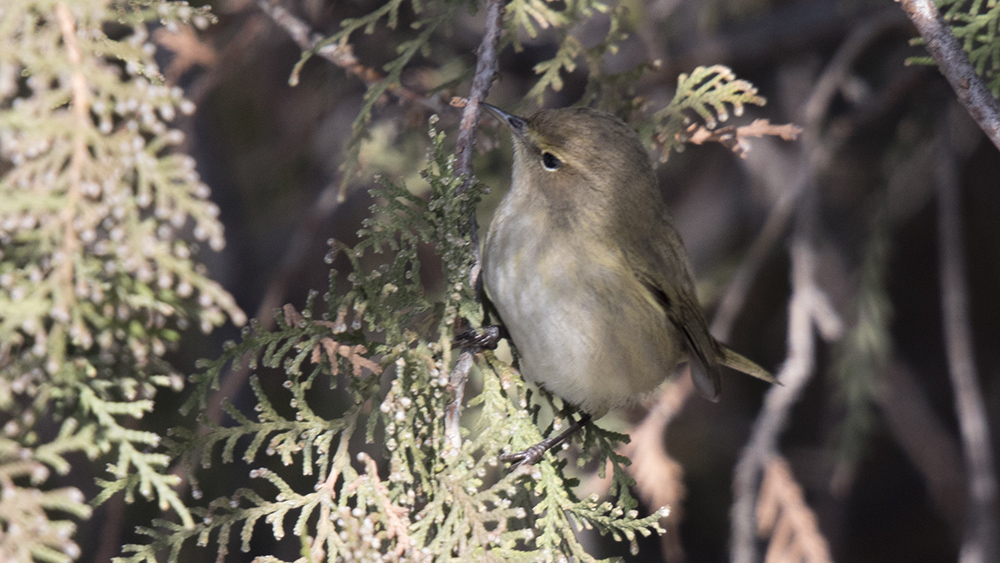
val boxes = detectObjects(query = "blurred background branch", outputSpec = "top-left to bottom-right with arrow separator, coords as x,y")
935,103 -> 999,563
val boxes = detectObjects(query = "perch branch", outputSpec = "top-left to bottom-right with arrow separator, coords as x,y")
443,0 -> 506,451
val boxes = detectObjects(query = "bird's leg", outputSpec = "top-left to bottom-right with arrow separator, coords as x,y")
454,324 -> 505,350
501,413 -> 593,467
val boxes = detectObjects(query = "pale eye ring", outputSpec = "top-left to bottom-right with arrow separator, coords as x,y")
541,151 -> 562,171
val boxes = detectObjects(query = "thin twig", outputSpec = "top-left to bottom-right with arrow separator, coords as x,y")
444,350 -> 474,456
897,0 -> 1000,151
443,0 -> 507,451
254,0 -> 423,101
803,10 -> 904,128
935,105 -> 999,563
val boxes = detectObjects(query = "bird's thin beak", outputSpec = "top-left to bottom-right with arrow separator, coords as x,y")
482,103 -> 527,137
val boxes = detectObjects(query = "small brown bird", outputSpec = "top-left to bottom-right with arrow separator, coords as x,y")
479,104 -> 777,464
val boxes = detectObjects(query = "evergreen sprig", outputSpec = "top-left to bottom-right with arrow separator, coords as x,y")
0,438 -> 93,563
513,0 -> 645,107
0,0 -> 244,557
650,65 -> 767,158
128,119 -> 666,561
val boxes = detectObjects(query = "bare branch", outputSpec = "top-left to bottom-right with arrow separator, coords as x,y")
444,351 -> 474,456
254,0 -> 425,101
935,105 -> 999,563
444,0 -> 506,451
897,0 -> 1000,151
454,0 -> 506,189
730,210 -> 828,563
726,15 -> 911,559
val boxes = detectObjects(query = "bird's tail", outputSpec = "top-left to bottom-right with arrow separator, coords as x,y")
718,345 -> 780,385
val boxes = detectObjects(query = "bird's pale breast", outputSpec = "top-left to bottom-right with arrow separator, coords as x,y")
483,198 -> 683,416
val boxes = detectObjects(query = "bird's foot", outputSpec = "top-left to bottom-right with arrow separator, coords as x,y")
500,443 -> 549,467
454,325 -> 502,351
500,414 -> 592,468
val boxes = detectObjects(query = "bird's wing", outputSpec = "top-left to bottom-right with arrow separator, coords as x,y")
640,277 -> 722,402
628,221 -> 723,402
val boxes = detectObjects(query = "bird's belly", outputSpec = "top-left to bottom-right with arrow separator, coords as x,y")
484,232 -> 682,416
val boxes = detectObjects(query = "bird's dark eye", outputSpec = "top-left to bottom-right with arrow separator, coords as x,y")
541,152 -> 562,171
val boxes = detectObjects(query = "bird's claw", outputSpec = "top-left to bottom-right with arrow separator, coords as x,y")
500,444 -> 547,467
454,325 -> 502,351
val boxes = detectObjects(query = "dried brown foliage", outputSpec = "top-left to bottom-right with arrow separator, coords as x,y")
680,119 -> 802,158
757,457 -> 833,563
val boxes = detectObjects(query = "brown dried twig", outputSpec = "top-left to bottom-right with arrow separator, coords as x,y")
154,26 -> 218,82
757,457 -> 833,563
680,119 -> 802,158
274,304 -> 383,377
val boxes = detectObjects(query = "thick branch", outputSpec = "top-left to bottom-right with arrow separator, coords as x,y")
935,107 -> 999,563
898,0 -> 1000,151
